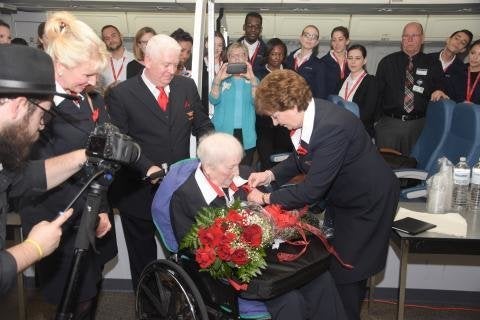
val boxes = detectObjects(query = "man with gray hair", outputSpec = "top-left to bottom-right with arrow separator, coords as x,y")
106,34 -> 213,288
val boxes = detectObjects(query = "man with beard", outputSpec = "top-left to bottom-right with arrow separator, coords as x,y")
237,12 -> 267,77
0,45 -> 89,294
99,25 -> 134,91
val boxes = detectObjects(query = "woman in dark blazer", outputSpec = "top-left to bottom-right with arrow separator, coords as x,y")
450,39 -> 480,104
284,25 -> 327,99
248,70 -> 399,320
18,12 -> 116,318
320,26 -> 351,98
338,44 -> 378,137
126,26 -> 156,78
255,38 -> 293,170
171,132 -> 346,320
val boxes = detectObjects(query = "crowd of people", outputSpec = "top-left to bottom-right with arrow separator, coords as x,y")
0,9 -> 478,320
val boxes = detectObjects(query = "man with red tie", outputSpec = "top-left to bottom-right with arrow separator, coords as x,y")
106,34 -> 213,289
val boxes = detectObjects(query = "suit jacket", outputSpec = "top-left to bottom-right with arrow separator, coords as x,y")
237,37 -> 267,77
106,74 -> 214,219
450,64 -> 480,104
285,49 -> 328,99
338,74 -> 378,137
270,99 -> 399,284
170,165 -> 252,242
319,52 -> 350,98
428,51 -> 467,103
18,91 -> 117,303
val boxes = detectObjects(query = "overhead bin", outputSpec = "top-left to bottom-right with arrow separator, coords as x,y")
275,14 -> 351,40
425,15 -> 480,41
126,12 -> 197,36
349,15 -> 427,41
60,11 -> 128,35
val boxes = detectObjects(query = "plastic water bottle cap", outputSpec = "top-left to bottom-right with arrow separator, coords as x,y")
460,157 -> 466,162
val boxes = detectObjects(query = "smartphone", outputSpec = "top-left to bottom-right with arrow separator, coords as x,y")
226,63 -> 247,74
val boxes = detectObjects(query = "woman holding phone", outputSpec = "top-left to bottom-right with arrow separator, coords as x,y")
209,42 -> 258,165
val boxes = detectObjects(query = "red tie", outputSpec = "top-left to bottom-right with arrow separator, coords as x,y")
157,87 -> 168,111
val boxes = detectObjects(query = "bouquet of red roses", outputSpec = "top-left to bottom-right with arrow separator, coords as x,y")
180,201 -> 276,284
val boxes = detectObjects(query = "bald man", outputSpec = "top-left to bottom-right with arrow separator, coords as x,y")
375,22 -> 444,155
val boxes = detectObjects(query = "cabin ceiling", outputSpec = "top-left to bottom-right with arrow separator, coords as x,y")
1,1 -> 479,14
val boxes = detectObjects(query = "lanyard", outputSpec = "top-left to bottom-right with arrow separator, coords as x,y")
331,51 -> 347,79
249,42 -> 260,66
466,69 -> 480,102
110,57 -> 126,82
343,71 -> 367,101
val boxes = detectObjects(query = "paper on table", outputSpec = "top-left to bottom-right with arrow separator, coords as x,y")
395,207 -> 467,237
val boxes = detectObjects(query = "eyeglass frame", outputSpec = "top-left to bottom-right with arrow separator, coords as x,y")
27,98 -> 56,124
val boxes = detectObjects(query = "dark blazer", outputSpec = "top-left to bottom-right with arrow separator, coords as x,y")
428,51 -> 467,103
270,99 -> 399,284
450,65 -> 480,104
18,92 -> 117,304
320,52 -> 350,98
338,74 -> 378,137
106,74 -> 214,219
237,37 -> 267,77
170,165 -> 252,242
285,49 -> 328,99
126,59 -> 144,79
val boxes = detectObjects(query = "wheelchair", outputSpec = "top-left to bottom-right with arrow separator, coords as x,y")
135,159 -> 271,320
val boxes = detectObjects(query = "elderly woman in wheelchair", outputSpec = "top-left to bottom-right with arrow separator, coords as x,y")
137,132 -> 347,320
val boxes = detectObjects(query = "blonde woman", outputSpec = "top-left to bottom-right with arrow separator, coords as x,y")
19,11 -> 115,318
127,26 -> 156,78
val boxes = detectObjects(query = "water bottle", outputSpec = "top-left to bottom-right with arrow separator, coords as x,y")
452,157 -> 470,212
468,158 -> 480,214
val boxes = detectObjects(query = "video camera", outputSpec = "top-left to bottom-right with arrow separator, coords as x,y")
86,123 -> 140,165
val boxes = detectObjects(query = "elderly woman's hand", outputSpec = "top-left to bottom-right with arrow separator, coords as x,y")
214,63 -> 231,83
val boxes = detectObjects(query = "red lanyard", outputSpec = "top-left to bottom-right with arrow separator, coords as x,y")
249,42 -> 260,66
344,71 -> 367,101
202,168 -> 238,198
331,52 -> 347,79
110,57 -> 126,82
466,69 -> 480,102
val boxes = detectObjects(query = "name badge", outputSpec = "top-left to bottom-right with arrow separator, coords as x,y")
413,85 -> 424,94
416,68 -> 428,76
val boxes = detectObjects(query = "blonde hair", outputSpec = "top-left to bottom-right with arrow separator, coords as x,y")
227,42 -> 248,61
44,11 -> 109,73
133,26 -> 156,61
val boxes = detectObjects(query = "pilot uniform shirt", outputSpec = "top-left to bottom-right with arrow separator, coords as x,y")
376,50 -> 444,117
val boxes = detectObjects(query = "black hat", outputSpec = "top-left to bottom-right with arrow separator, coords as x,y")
0,44 -> 74,99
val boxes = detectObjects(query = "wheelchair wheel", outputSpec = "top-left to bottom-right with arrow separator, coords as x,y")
136,259 -> 209,320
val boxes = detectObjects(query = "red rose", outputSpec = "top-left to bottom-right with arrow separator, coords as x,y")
226,209 -> 243,224
198,225 -> 223,247
231,248 -> 249,266
265,205 -> 298,228
217,243 -> 233,261
222,231 -> 236,244
195,246 -> 216,269
241,224 -> 262,247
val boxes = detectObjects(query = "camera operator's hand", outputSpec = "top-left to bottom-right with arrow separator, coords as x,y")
146,165 -> 163,184
27,208 -> 73,258
96,213 -> 111,238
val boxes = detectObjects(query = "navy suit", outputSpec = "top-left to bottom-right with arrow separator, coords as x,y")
320,52 -> 350,98
19,92 -> 117,305
449,64 -> 480,104
428,51 -> 467,103
106,74 -> 213,288
285,49 -> 328,99
269,99 -> 399,319
237,37 -> 267,77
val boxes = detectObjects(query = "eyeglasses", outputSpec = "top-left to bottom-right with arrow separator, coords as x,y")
28,99 -> 56,124
302,32 -> 319,40
138,40 -> 149,46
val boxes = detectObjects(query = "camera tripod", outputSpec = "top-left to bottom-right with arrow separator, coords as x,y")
55,166 -> 113,320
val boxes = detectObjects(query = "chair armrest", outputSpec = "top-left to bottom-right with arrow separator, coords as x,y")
394,169 -> 428,180
400,185 -> 427,199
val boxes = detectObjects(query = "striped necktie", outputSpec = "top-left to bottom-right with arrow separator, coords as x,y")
404,57 -> 414,113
